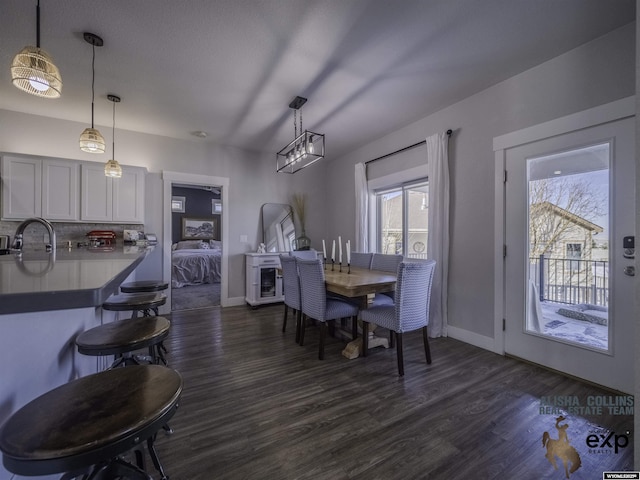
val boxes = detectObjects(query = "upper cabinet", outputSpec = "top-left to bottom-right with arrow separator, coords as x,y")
80,164 -> 145,223
2,155 -> 79,221
1,155 -> 145,224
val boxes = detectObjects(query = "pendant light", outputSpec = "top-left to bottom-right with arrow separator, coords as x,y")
10,0 -> 62,98
104,95 -> 123,178
79,32 -> 105,153
276,96 -> 325,174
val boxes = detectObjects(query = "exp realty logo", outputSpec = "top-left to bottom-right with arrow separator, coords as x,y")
541,416 -> 632,479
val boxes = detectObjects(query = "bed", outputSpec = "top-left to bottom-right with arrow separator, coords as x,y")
171,240 -> 222,288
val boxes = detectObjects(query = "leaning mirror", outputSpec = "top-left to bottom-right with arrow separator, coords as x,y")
261,203 -> 295,252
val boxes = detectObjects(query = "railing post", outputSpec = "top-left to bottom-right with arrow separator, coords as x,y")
539,254 -> 545,302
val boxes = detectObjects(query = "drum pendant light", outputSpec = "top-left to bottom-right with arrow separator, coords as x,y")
10,0 -> 62,98
104,95 -> 123,178
79,32 -> 105,153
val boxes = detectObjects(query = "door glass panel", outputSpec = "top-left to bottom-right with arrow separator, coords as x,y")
406,185 -> 428,259
526,142 -> 609,350
379,190 -> 402,255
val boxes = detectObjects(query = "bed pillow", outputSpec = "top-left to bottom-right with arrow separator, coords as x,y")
209,240 -> 222,251
175,240 -> 204,250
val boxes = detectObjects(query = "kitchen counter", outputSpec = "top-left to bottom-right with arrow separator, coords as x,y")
0,245 -> 152,314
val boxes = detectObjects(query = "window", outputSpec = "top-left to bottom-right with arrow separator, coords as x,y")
376,180 -> 428,258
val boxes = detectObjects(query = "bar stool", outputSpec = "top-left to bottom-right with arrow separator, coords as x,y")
76,316 -> 171,367
121,281 -> 169,314
102,292 -> 167,319
0,365 -> 182,480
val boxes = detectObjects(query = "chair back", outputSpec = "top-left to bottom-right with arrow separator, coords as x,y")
290,249 -> 321,260
349,252 -> 373,269
279,254 -> 301,310
296,258 -> 326,320
371,253 -> 403,273
394,260 -> 436,333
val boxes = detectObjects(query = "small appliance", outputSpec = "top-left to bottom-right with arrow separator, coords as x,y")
86,230 -> 116,247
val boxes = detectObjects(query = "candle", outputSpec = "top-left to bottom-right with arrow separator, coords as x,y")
322,239 -> 327,259
338,236 -> 342,263
347,240 -> 351,264
331,240 -> 335,262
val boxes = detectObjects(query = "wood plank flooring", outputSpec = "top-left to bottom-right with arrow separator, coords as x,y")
153,305 -> 633,479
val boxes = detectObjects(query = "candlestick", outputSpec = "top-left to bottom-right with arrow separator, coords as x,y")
348,263 -> 351,274
346,240 -> 351,264
322,239 -> 327,259
338,236 -> 342,264
331,240 -> 335,262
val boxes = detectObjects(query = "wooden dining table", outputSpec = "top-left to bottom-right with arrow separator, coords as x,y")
323,265 -> 396,358
323,265 -> 396,309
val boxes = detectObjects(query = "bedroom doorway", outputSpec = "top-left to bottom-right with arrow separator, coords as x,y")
170,183 -> 223,311
162,171 -> 230,310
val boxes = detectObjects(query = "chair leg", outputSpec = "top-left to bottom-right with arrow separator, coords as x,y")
396,332 -> 404,376
282,305 -> 288,333
362,321 -> 369,357
389,330 -> 394,348
422,326 -> 432,364
318,322 -> 327,360
351,315 -> 358,340
299,314 -> 306,346
295,310 -> 302,343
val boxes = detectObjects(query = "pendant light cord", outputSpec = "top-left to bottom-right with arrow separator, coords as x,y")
91,42 -> 96,128
112,100 -> 116,159
36,0 -> 41,48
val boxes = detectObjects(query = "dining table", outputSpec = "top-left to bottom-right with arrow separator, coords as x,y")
323,264 -> 396,358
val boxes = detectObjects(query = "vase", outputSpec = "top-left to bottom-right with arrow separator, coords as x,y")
294,231 -> 311,251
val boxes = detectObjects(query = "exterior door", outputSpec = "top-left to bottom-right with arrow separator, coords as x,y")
503,115 -> 634,393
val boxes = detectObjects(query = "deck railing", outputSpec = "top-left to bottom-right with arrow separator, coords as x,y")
531,255 -> 609,307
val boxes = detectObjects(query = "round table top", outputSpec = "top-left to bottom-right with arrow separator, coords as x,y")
76,316 -> 170,355
0,365 -> 182,476
120,280 -> 169,293
102,292 -> 166,311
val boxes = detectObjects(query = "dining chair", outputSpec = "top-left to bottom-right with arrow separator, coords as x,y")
279,254 -> 302,342
296,258 -> 360,359
360,259 -> 436,376
349,252 -> 373,269
370,253 -> 403,305
290,249 -> 321,260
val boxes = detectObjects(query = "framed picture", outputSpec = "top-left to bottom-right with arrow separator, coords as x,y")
172,196 -> 186,213
182,217 -> 218,240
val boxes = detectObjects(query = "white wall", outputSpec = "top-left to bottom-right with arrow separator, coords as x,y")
0,110 -> 296,300
320,22 -> 635,342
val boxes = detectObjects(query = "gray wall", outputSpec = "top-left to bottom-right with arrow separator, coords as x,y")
319,22 -> 635,341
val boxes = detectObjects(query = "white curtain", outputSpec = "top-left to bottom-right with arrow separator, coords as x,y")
426,132 -> 450,337
355,162 -> 369,252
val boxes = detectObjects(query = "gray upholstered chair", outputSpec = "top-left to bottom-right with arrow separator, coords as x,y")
349,252 -> 373,269
279,254 -> 302,342
360,260 -> 436,376
370,253 -> 403,305
290,249 -> 321,260
296,258 -> 360,359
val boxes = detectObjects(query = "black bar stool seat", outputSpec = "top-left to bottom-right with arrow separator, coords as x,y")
0,365 -> 182,480
121,280 -> 169,294
102,292 -> 167,318
76,316 -> 170,367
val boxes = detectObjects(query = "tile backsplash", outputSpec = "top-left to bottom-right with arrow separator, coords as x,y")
0,221 -> 144,247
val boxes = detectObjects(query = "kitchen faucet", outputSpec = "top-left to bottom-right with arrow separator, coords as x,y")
12,217 -> 56,253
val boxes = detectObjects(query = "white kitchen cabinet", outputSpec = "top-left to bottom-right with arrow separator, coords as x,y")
245,253 -> 283,307
1,155 -> 79,221
80,164 -> 145,223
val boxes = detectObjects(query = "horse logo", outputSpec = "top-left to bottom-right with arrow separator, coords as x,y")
542,415 -> 582,478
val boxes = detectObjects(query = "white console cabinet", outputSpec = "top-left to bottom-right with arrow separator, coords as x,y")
245,253 -> 283,307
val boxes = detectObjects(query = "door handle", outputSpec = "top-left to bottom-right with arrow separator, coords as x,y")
623,266 -> 635,276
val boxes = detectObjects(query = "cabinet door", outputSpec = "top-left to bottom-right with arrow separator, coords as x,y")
42,159 -> 79,221
113,166 -> 145,223
80,164 -> 112,222
1,156 -> 41,219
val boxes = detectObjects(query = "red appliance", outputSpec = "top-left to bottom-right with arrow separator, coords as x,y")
86,230 -> 117,247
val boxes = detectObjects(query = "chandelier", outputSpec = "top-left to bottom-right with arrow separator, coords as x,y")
104,94 -> 123,178
276,96 -> 324,174
79,32 -> 105,153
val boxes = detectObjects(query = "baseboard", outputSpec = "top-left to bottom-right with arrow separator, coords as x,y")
447,325 -> 497,353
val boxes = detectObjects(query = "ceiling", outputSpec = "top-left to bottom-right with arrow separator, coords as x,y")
0,0 -> 635,161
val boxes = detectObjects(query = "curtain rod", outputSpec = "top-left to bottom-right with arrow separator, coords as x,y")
364,129 -> 452,166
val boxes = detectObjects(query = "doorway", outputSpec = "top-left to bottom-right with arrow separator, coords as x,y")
495,98 -> 635,393
162,171 -> 230,309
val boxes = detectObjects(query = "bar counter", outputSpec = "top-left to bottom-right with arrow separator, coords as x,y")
0,245 -> 152,315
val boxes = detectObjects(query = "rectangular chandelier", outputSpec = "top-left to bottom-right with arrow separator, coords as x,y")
276,96 -> 325,174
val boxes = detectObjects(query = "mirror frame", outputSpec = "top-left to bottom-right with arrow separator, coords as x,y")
261,203 -> 295,252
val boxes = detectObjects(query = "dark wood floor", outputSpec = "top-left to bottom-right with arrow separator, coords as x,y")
153,305 -> 633,480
